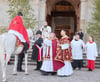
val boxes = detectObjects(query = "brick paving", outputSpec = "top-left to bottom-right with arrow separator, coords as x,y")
0,65 -> 100,82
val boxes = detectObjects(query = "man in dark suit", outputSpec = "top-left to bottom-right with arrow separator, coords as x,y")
77,29 -> 84,40
31,30 -> 43,70
17,53 -> 25,72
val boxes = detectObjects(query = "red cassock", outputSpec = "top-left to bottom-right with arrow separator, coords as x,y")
9,16 -> 30,47
87,60 -> 95,70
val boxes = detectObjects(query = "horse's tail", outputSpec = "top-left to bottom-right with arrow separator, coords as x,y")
0,35 -> 6,65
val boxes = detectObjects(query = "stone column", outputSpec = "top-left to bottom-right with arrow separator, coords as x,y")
80,0 -> 87,41
38,0 -> 46,28
80,0 -> 87,31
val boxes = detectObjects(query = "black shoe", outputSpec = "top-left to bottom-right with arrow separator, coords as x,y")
42,73 -> 49,76
8,62 -> 11,65
41,71 -> 49,75
73,67 -> 76,70
88,69 -> 92,71
34,69 -> 39,71
57,75 -> 66,77
89,69 -> 92,71
51,72 -> 57,75
79,68 -> 81,70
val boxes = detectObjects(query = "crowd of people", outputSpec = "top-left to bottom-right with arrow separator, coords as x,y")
31,21 -> 98,77
8,12 -> 98,77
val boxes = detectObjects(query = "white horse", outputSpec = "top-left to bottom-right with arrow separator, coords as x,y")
0,29 -> 34,82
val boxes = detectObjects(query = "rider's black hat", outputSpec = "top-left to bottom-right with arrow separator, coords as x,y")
18,12 -> 23,16
36,30 -> 42,35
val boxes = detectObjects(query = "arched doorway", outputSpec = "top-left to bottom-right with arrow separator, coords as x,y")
46,0 -> 80,38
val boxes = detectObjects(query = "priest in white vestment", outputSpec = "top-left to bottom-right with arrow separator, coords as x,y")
40,21 -> 51,38
71,34 -> 85,70
41,33 -> 64,75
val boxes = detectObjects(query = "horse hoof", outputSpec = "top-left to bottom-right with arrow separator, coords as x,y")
25,72 -> 29,75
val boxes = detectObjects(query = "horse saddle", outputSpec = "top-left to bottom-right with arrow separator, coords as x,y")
14,36 -> 24,55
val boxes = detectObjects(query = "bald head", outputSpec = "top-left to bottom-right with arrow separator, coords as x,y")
44,21 -> 48,26
50,33 -> 56,39
75,34 -> 79,40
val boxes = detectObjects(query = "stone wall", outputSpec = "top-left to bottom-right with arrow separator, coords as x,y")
0,0 -> 94,31
29,0 -> 40,28
0,0 -> 9,28
0,0 -> 40,29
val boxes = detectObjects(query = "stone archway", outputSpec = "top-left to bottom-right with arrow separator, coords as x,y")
38,0 -> 86,39
46,0 -> 80,38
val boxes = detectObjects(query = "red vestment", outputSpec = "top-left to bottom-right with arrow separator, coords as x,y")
52,40 -> 65,71
43,39 -> 65,72
55,36 -> 72,62
9,16 -> 29,47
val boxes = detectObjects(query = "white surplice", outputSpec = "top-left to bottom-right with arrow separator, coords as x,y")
41,39 -> 53,72
86,42 -> 98,60
57,61 -> 73,76
71,39 -> 85,60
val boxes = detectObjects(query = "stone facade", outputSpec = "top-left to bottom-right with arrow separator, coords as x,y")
0,0 -> 94,39
0,0 -> 9,28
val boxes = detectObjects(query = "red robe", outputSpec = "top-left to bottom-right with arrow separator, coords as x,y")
9,16 -> 29,47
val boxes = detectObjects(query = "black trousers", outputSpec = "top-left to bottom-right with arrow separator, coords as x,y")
72,60 -> 83,70
36,61 -> 42,70
17,53 -> 25,71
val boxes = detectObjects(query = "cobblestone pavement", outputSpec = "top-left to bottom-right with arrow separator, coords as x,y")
0,65 -> 100,82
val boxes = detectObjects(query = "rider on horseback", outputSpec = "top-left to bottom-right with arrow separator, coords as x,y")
8,12 -> 29,53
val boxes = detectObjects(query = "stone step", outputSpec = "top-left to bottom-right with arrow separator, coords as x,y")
9,61 -> 37,65
83,61 -> 100,65
83,64 -> 100,68
10,52 -> 100,68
